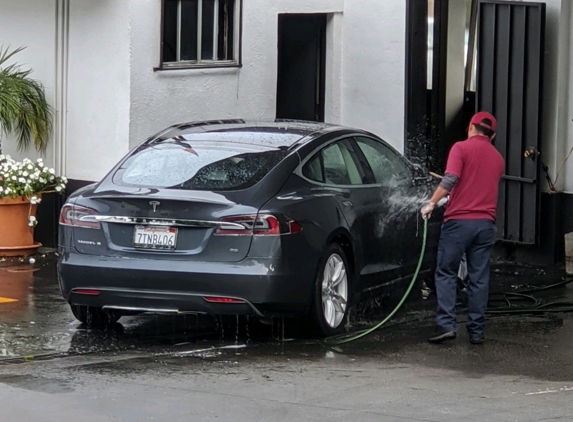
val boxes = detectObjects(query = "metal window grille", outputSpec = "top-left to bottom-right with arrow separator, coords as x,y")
162,0 -> 238,66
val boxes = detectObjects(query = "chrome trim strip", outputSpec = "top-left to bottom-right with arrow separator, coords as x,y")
103,305 -> 178,313
79,215 -> 246,230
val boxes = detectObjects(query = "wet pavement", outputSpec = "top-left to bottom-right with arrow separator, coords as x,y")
1,254 -> 573,421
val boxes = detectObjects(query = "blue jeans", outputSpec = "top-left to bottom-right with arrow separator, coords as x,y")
434,219 -> 496,338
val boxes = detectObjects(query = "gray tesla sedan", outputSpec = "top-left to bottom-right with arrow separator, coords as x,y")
58,119 -> 436,336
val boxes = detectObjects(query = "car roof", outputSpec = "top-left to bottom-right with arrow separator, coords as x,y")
147,119 -> 349,149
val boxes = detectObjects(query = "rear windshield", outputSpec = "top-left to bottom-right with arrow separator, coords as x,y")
113,142 -> 288,191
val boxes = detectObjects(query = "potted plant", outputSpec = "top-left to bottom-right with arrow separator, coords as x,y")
0,155 -> 67,255
0,46 -> 65,256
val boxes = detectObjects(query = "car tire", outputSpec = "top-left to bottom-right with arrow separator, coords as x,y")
70,304 -> 121,327
309,243 -> 351,337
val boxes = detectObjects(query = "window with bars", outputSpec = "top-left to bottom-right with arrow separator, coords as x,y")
161,0 -> 241,68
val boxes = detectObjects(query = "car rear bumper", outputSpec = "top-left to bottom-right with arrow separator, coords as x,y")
58,250 -> 317,316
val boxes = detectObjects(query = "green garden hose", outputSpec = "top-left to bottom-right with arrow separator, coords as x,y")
326,217 -> 429,345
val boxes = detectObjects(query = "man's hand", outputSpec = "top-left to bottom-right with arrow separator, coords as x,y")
421,201 -> 436,219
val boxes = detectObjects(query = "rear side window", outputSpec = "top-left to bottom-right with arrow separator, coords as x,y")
302,139 -> 366,185
113,142 -> 288,191
354,137 -> 411,187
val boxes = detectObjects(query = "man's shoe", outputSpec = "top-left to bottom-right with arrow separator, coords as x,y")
428,330 -> 456,344
469,336 -> 484,345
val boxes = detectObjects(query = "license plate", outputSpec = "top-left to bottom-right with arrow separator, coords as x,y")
133,225 -> 178,250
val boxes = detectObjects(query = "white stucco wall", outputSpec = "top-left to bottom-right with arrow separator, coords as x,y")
0,0 -> 412,179
128,0 -> 407,152
65,0 -> 131,182
526,0 -> 573,193
0,0 -> 130,182
559,0 -> 573,193
339,1 -> 406,149
522,0 -> 572,193
567,1 -> 573,193
0,0 -> 57,166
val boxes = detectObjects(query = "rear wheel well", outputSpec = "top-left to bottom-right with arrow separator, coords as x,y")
331,234 -> 355,278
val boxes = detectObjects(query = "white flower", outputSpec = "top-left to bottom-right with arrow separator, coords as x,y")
18,177 -> 26,183
56,186 -> 63,192
28,216 -> 37,227
30,196 -> 40,205
11,176 -> 17,181
39,178 -> 46,184
49,168 -> 55,175
22,171 -> 29,177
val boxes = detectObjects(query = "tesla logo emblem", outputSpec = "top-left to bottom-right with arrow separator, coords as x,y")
149,201 -> 160,213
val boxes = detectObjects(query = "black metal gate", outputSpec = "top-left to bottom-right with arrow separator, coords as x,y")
477,1 -> 546,244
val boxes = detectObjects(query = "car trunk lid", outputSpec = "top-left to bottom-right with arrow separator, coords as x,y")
69,191 -> 260,262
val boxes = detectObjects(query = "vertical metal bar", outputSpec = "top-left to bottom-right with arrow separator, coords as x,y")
464,0 -> 478,92
522,5 -> 545,244
404,0 -> 429,163
213,0 -> 219,60
54,0 -> 60,169
63,0 -> 69,176
507,6 -> 526,242
494,4 -> 512,240
176,0 -> 182,62
159,0 -> 166,65
197,0 -> 203,61
479,3 -> 506,239
315,16 -> 326,122
477,3 -> 495,112
237,0 -> 243,64
430,0 -> 449,171
223,0 -> 229,60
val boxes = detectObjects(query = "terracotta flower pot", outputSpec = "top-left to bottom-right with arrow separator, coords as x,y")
0,196 -> 42,257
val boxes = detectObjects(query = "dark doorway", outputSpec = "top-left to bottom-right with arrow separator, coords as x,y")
276,14 -> 326,122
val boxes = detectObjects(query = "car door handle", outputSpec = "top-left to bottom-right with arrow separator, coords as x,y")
343,201 -> 353,207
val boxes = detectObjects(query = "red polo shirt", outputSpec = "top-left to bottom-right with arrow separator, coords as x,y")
444,135 -> 505,222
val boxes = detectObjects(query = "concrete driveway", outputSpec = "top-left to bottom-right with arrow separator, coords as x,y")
1,254 -> 573,421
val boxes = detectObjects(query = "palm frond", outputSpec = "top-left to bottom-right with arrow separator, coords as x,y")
0,45 -> 52,152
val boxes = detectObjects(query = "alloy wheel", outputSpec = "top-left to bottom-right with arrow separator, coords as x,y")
321,253 -> 348,329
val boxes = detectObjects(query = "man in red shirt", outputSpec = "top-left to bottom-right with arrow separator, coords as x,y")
421,111 -> 505,345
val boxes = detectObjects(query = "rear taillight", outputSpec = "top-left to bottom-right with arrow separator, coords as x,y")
72,289 -> 101,296
214,214 -> 302,236
59,204 -> 101,229
204,296 -> 245,304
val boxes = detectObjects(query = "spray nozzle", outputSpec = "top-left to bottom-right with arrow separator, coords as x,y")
436,196 -> 449,208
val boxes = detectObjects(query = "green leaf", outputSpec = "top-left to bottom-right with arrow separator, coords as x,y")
0,46 -> 52,152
